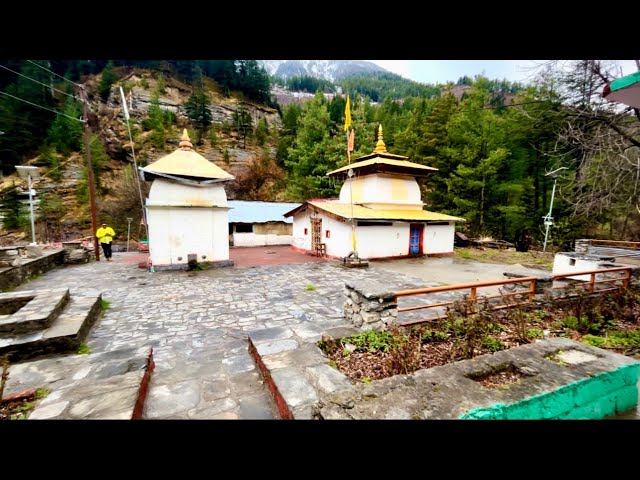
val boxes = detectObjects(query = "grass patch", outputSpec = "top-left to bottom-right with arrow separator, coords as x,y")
454,247 -> 554,270
100,298 -> 111,310
305,283 -> 316,291
77,343 -> 91,355
582,330 -> 640,351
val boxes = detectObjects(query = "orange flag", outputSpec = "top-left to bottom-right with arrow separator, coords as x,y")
348,128 -> 354,152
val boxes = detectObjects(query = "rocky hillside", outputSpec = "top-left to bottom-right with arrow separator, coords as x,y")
101,70 -> 281,176
0,68 -> 284,243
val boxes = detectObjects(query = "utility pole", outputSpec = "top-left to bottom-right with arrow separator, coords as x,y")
542,167 -> 568,253
78,86 -> 101,261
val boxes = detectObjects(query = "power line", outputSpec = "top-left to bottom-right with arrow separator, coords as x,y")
0,64 -> 79,101
0,90 -> 84,123
26,60 -> 79,88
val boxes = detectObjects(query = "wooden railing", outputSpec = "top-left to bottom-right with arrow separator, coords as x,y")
395,266 -> 633,326
590,240 -> 640,251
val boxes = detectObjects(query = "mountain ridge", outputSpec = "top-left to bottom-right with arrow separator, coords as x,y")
259,60 -> 388,82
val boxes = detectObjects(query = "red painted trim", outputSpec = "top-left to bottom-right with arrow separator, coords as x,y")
425,251 -> 454,257
1,388 -> 37,404
247,337 -> 293,420
132,348 -> 155,420
289,245 -> 338,260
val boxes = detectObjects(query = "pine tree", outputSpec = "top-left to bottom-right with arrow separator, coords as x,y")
0,184 -> 26,230
98,61 -> 117,101
184,87 -> 212,145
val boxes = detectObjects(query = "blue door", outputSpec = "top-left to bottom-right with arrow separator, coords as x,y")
409,224 -> 423,255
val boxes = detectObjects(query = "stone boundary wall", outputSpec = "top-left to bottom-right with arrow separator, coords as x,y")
342,281 -> 398,331
0,250 -> 65,292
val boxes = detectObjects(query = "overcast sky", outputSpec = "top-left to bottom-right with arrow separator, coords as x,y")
367,60 -> 639,85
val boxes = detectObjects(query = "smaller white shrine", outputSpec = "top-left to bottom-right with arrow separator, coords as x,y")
140,129 -> 235,269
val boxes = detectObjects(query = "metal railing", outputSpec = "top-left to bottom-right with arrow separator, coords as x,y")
395,266 -> 632,326
395,276 -> 537,326
589,240 -> 640,251
551,266 -> 631,296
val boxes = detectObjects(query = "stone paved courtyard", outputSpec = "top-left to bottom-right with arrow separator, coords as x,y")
11,252 -> 430,419
9,250 -> 638,419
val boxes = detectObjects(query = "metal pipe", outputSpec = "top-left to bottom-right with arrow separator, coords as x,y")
27,173 -> 36,244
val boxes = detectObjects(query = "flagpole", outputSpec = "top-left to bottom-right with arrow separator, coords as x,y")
344,95 -> 357,257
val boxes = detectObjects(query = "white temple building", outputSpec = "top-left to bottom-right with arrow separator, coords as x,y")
140,130 -> 234,269
284,126 -> 464,259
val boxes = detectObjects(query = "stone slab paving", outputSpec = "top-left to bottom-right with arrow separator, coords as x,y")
7,252 -> 432,419
11,251 -> 638,419
4,346 -> 151,419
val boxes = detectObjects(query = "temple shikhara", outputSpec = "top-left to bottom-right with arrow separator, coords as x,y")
140,130 -> 235,269
284,125 -> 464,259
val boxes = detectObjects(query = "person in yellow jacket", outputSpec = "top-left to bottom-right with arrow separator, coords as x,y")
96,222 -> 116,262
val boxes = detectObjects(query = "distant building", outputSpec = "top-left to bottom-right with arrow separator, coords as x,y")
284,126 -> 465,259
228,201 -> 300,247
140,129 -> 234,269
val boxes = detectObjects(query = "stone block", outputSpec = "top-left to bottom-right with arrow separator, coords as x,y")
306,364 -> 352,394
255,339 -> 299,356
270,366 -> 318,408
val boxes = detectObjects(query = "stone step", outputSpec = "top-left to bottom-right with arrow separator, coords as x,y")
0,288 -> 70,334
0,294 -> 102,363
248,326 -> 355,419
6,346 -> 156,420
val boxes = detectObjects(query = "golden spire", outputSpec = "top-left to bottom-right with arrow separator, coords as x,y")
179,129 -> 193,150
373,124 -> 387,154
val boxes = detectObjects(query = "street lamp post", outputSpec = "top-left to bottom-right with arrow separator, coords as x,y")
15,165 -> 40,246
542,167 -> 569,253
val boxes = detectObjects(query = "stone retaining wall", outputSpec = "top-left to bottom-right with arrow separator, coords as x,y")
0,250 -> 65,292
342,281 -> 398,331
314,338 -> 639,419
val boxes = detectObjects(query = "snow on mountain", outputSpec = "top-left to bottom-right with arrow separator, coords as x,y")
259,60 -> 387,82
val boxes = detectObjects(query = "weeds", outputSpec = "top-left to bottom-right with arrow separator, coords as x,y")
481,336 -> 505,352
100,298 -> 111,310
77,343 -> 91,355
305,283 -> 316,292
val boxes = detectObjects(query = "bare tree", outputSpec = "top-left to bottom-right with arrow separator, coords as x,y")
534,60 -> 640,238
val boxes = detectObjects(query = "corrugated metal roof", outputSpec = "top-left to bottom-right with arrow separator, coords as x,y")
327,156 -> 438,176
308,201 -> 465,222
228,201 -> 301,224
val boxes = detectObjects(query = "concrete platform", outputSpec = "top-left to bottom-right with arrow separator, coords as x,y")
314,338 -> 640,420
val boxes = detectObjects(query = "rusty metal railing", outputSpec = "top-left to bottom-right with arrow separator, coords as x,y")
589,240 -> 640,251
550,266 -> 631,296
395,277 -> 537,326
395,266 -> 632,326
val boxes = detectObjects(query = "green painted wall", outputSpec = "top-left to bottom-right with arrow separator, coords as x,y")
460,363 -> 640,420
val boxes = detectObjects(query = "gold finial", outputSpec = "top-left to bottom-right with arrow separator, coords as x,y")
179,129 -> 193,150
373,124 -> 387,154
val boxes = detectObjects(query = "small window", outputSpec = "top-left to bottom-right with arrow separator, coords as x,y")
326,230 -> 331,238
357,221 -> 393,227
235,224 -> 253,233
569,258 -> 576,266
304,228 -> 308,235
